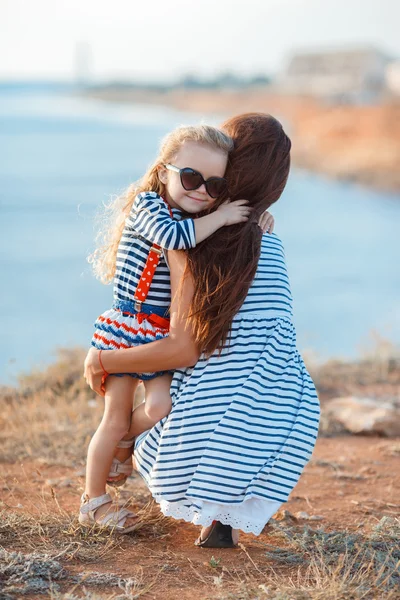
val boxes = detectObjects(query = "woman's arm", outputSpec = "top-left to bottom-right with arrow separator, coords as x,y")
84,251 -> 200,395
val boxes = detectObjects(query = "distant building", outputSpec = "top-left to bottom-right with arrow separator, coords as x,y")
279,47 -> 392,103
385,60 -> 400,96
74,42 -> 94,87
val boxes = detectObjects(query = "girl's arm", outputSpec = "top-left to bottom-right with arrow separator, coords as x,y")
130,192 -> 252,249
195,199 -> 250,242
84,250 -> 200,395
128,192 -> 196,250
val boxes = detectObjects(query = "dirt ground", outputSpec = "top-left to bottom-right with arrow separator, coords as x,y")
2,435 -> 399,600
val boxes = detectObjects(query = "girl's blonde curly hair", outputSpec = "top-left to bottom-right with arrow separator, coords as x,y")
88,124 -> 233,284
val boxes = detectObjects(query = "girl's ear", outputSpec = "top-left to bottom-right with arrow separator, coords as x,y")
158,164 -> 168,184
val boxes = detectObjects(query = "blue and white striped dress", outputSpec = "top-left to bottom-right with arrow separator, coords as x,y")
135,232 -> 320,534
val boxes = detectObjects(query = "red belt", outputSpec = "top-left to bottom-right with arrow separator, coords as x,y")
118,309 -> 170,330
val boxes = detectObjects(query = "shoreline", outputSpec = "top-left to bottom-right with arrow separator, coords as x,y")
82,87 -> 400,194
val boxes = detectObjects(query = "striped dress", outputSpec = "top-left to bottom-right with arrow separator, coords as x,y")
91,191 -> 196,378
135,232 -> 320,534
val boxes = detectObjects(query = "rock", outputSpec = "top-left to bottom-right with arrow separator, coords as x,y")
273,509 -> 297,522
358,466 -> 377,475
58,478 -> 73,488
296,511 -> 310,519
45,478 -> 72,488
323,396 -> 400,437
335,472 -> 366,480
295,511 -> 324,521
45,478 -> 59,486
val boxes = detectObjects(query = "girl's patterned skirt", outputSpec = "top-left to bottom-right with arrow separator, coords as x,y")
91,299 -> 171,380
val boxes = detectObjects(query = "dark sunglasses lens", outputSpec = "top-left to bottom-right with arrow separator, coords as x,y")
206,178 -> 227,198
180,168 -> 203,191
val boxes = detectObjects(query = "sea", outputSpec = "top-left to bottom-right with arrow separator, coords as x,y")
1,84 -> 399,384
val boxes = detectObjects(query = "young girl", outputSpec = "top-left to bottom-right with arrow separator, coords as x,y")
79,125 -> 253,531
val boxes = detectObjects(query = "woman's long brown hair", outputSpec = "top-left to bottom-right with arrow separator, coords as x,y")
186,113 -> 292,356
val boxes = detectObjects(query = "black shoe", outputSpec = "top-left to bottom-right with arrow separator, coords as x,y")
194,521 -> 237,548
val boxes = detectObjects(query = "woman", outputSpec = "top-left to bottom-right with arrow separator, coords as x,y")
84,113 -> 320,547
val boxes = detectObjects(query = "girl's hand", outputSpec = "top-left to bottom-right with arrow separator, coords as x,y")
84,347 -> 105,397
216,199 -> 251,226
258,211 -> 274,234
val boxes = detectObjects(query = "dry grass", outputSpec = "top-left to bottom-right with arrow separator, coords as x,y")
1,344 -> 400,599
0,348 -> 99,466
307,335 -> 400,404
0,495 -> 173,561
0,348 -> 148,466
0,495 -> 173,599
207,518 -> 400,600
0,545 -> 163,599
0,508 -> 123,563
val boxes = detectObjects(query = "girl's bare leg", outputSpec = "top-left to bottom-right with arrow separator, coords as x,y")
126,402 -> 157,438
84,376 -> 138,520
143,374 -> 172,422
127,373 -> 172,438
111,374 -> 173,483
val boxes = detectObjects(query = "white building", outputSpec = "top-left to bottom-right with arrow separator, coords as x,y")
385,61 -> 400,96
279,47 -> 392,103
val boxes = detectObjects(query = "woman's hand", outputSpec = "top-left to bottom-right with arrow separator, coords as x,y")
84,347 -> 105,397
258,211 -> 274,234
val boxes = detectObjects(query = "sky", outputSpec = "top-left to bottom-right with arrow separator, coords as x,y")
1,0 -> 399,82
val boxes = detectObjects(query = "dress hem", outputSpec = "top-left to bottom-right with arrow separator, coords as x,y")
157,498 -> 282,535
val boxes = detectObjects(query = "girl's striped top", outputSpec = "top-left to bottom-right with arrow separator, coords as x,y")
114,191 -> 196,306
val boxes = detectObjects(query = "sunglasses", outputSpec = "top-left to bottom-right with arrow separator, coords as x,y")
164,163 -> 228,199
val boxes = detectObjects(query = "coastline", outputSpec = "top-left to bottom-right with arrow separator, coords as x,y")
82,87 -> 400,193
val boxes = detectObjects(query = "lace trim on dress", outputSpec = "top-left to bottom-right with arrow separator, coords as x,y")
155,497 -> 282,536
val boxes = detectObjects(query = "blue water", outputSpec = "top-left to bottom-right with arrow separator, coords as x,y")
1,88 -> 399,383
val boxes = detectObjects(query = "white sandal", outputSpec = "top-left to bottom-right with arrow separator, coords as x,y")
106,439 -> 135,488
79,493 -> 137,533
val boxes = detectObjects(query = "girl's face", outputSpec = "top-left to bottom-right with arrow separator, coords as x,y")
159,141 -> 228,213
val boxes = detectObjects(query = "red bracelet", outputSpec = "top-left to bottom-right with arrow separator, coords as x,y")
98,349 -> 109,376
98,350 -> 109,394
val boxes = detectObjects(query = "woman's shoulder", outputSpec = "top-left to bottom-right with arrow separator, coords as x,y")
262,231 -> 284,249
260,232 -> 286,261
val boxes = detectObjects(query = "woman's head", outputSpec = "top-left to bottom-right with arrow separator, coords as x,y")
220,112 -> 291,213
186,113 -> 291,356
89,124 -> 233,283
